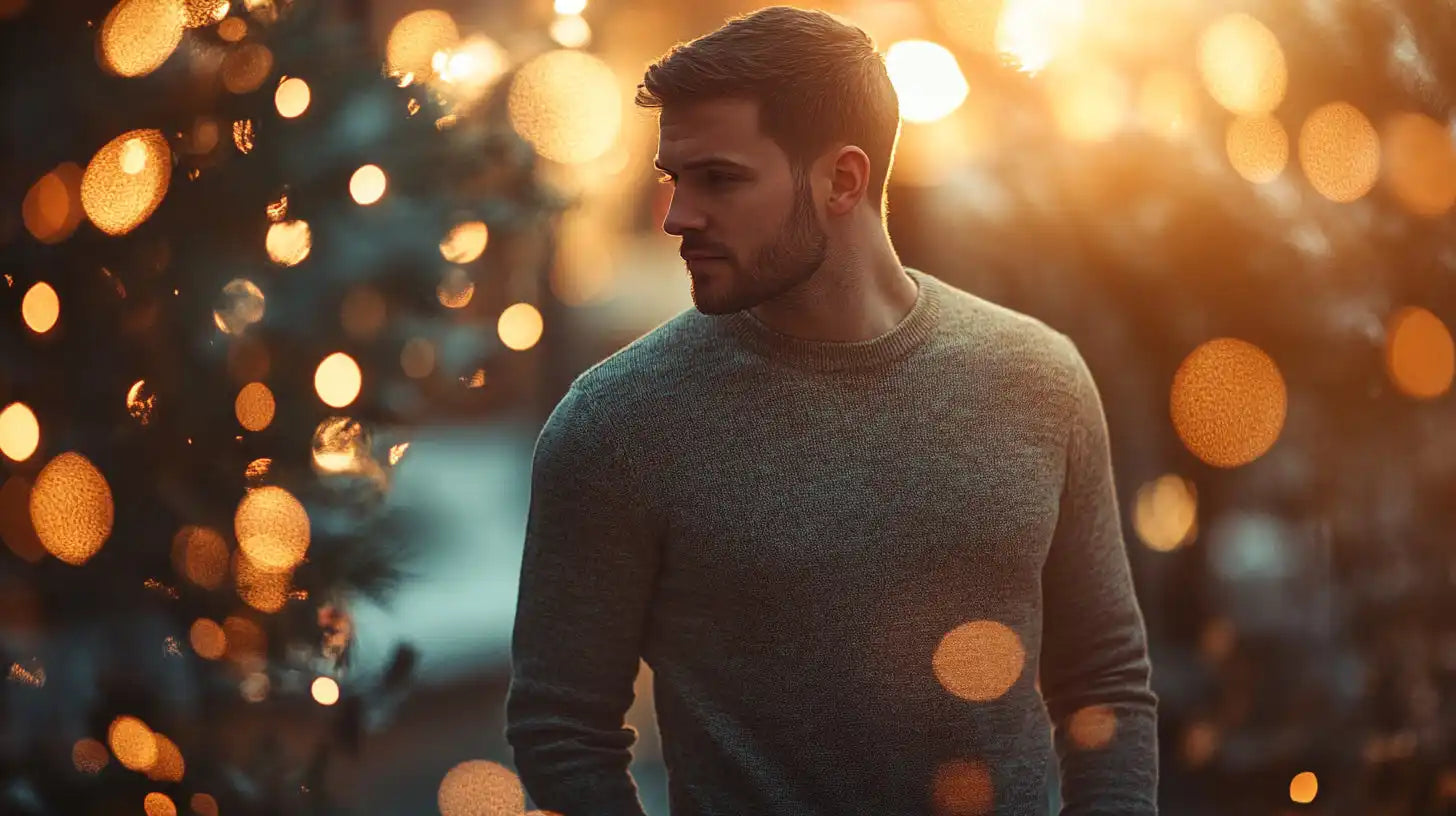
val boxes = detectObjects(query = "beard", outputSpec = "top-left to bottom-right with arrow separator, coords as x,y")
688,170 -> 828,315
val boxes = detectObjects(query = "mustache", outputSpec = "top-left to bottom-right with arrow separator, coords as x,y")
680,239 -> 728,256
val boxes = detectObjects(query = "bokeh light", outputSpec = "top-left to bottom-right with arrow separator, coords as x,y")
218,15 -> 246,41
885,40 -> 968,124
265,219 -> 310,265
549,14 -> 591,49
508,50 -> 621,164
401,337 -> 436,378
1226,115 -> 1288,184
0,477 -> 45,562
244,457 -> 272,487
223,615 -> 266,666
236,547 -> 292,613
190,794 -> 219,816
144,792 -> 177,816
1290,771 -> 1318,803
1385,306 -> 1454,400
275,76 -> 311,118
933,620 -> 1025,701
1044,55 -> 1129,142
81,129 -> 172,236
22,163 -> 84,243
183,0 -> 227,27
1299,102 -> 1380,203
189,618 -> 227,659
72,738 -> 109,774
498,303 -> 544,351
1170,338 -> 1287,468
234,382 -> 275,431
0,403 -> 40,462
437,268 -> 475,308
221,42 -> 273,94
146,735 -> 185,782
233,118 -> 255,153
932,758 -> 994,815
234,485 -> 310,573
1381,112 -> 1456,216
126,379 -> 157,425
350,164 -> 387,205
312,416 -> 371,474
1068,704 -> 1118,750
432,36 -> 509,109
385,9 -> 459,80
214,278 -> 265,334
30,452 -> 113,565
1133,474 -> 1198,552
1197,13 -> 1286,116
995,0 -> 1083,73
108,716 -> 157,771
21,281 -> 59,333
554,0 -> 585,13
315,352 -> 362,408
172,525 -> 229,589
311,676 -> 340,705
99,0 -> 186,78
438,759 -> 525,816
440,221 -> 488,263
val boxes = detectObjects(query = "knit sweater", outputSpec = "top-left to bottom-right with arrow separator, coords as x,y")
505,267 -> 1159,815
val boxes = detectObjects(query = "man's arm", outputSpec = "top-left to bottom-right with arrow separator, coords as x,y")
505,383 -> 659,816
1040,336 -> 1159,815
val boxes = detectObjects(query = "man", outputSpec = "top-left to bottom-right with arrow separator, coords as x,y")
505,6 -> 1158,815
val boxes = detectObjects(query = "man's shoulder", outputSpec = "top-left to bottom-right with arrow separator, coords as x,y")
567,306 -> 716,410
932,277 -> 1080,373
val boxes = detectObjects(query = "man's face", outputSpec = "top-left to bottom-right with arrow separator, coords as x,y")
654,98 -> 828,315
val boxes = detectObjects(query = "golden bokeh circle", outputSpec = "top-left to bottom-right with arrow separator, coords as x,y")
81,129 -> 172,236
22,163 -> 84,244
1226,115 -> 1288,184
1290,771 -> 1318,804
311,675 -> 341,705
440,221 -> 488,264
315,352 -> 362,408
190,793 -> 220,816
386,9 -> 460,80
72,737 -> 109,774
146,734 -> 185,782
508,50 -> 622,165
276,76 -> 311,118
0,476 -> 45,563
235,548 -> 292,612
265,219 -> 311,266
0,402 -> 40,462
214,278 -> 266,334
1132,474 -> 1198,552
189,618 -> 227,659
438,759 -> 525,816
30,451 -> 113,565
1385,306 -> 1454,400
22,281 -> 60,334
1381,112 -> 1456,217
172,525 -> 229,588
498,303 -> 544,351
438,268 -> 476,309
223,615 -> 266,665
143,791 -> 177,816
1068,705 -> 1118,750
234,485 -> 310,573
99,0 -> 186,78
350,164 -> 387,205
933,620 -> 1025,702
234,381 -> 276,431
1170,338 -> 1286,468
221,42 -> 274,94
1197,13 -> 1286,116
107,716 -> 157,771
931,758 -> 994,815
1298,102 -> 1380,203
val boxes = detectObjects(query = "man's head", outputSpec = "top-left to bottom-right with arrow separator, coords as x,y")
636,6 -> 901,314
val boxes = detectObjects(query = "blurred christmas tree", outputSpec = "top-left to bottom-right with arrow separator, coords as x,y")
0,0 -> 565,812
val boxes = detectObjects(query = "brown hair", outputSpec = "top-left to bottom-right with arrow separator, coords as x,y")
635,5 -> 901,210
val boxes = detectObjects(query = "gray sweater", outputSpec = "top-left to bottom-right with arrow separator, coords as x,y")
506,267 -> 1158,815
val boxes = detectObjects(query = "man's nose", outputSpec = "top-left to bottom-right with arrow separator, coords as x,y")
662,194 -> 706,236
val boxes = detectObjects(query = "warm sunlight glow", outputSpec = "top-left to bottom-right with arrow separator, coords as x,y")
885,40 -> 968,123
0,403 -> 40,462
350,164 -> 387,205
315,352 -> 362,408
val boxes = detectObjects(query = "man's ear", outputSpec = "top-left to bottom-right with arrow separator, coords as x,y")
825,145 -> 871,216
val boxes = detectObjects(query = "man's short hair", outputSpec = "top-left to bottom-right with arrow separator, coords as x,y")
635,5 -> 901,208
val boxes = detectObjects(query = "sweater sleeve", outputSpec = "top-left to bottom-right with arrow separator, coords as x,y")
505,383 -> 659,816
1040,336 -> 1160,815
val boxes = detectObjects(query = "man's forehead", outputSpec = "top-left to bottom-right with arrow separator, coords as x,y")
655,98 -> 768,167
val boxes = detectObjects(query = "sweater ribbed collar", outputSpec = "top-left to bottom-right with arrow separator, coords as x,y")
720,267 -> 942,373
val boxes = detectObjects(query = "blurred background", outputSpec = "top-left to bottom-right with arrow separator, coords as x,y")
2,0 -> 1455,814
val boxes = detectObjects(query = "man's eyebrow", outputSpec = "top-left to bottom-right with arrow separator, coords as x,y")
652,158 -> 755,174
